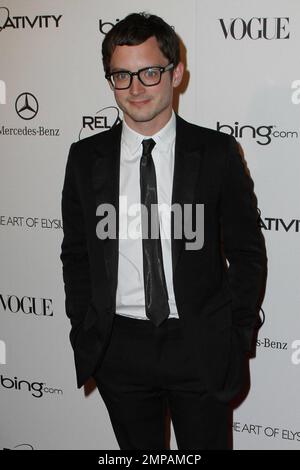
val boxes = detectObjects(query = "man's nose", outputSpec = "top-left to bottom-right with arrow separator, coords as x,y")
129,75 -> 145,95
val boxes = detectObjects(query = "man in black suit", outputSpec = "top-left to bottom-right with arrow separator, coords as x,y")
60,12 -> 266,449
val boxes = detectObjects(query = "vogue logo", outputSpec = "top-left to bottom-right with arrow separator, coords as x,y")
0,294 -> 53,316
0,7 -> 62,31
219,17 -> 290,40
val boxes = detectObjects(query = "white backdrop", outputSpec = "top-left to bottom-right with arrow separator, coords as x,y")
1,0 -> 299,450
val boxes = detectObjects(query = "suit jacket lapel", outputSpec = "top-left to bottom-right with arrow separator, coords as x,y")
92,122 -> 122,305
171,114 -> 205,275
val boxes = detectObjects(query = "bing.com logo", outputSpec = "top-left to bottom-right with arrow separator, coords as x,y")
216,121 -> 299,145
0,374 -> 63,398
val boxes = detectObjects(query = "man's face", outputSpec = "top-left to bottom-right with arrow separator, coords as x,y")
108,36 -> 183,134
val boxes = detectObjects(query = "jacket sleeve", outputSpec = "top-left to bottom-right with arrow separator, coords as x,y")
220,136 -> 267,352
60,142 -> 92,334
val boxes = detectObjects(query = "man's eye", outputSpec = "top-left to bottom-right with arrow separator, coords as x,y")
144,68 -> 159,78
115,72 -> 129,81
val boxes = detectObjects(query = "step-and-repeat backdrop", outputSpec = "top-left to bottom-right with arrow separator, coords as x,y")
1,0 -> 299,450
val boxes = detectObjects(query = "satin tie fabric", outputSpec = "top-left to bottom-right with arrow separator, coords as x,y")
140,138 -> 170,326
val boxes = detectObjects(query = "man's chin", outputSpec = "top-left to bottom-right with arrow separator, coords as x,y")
125,111 -> 157,123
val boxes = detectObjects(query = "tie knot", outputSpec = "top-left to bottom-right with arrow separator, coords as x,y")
142,138 -> 156,156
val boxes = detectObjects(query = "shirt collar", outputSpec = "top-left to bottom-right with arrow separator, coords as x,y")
121,110 -> 176,156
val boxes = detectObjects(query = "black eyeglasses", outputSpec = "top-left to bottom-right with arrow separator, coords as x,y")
106,63 -> 174,90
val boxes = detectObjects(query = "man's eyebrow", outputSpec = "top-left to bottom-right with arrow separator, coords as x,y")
110,64 -> 163,73
110,67 -> 130,73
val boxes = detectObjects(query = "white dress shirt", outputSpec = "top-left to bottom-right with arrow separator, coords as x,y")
116,111 -> 179,320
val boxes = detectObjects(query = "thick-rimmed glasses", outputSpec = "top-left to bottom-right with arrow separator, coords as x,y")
106,63 -> 174,90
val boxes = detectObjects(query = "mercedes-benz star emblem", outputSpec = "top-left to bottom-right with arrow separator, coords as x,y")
15,92 -> 39,120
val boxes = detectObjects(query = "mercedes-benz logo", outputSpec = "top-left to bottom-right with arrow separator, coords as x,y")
0,7 -> 9,32
15,92 -> 39,120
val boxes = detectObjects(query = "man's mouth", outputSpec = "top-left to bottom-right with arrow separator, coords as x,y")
128,99 -> 151,106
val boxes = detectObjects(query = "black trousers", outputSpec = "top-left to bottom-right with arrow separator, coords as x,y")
93,313 -> 230,450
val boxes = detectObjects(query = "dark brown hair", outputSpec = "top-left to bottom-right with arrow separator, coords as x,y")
102,12 -> 180,74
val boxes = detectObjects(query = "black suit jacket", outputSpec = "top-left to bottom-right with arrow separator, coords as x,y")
60,114 -> 266,400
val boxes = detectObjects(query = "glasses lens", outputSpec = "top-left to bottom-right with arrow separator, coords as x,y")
139,68 -> 161,86
111,71 -> 131,89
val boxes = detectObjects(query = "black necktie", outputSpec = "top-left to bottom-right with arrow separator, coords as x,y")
140,138 -> 170,326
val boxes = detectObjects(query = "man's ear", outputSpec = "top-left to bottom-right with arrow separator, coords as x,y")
172,62 -> 184,88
